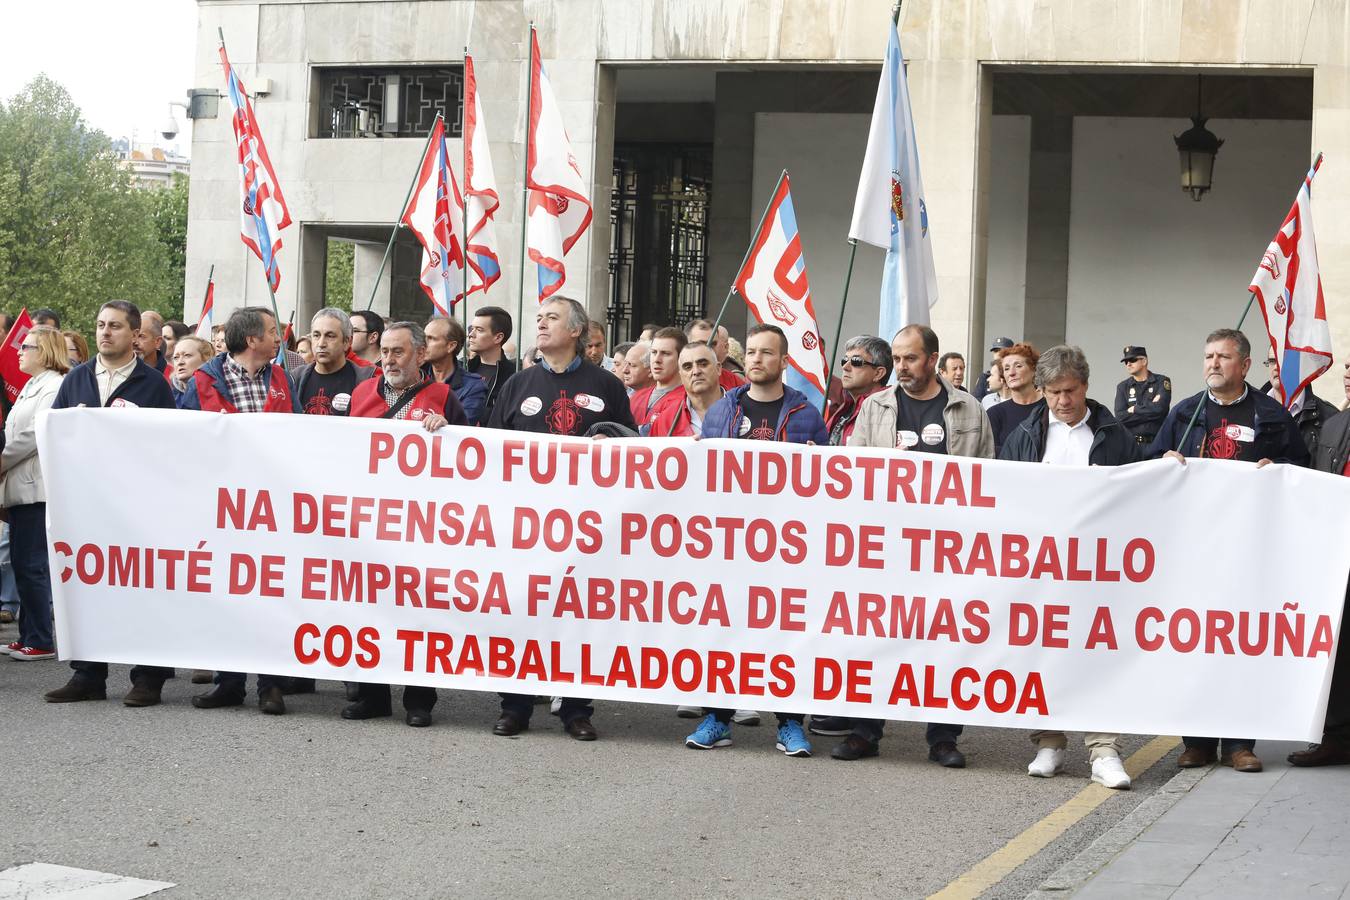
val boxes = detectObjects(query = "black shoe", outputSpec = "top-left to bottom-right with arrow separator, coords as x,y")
192,685 -> 245,709
493,712 -> 528,736
929,741 -> 966,768
406,708 -> 432,728
341,699 -> 392,720
281,677 -> 316,695
44,678 -> 107,703
565,716 -> 598,741
123,680 -> 163,708
258,686 -> 286,715
831,735 -> 880,760
344,682 -> 361,702
808,715 -> 852,737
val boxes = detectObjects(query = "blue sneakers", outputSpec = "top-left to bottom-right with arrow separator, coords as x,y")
776,720 -> 812,757
685,714 -> 732,749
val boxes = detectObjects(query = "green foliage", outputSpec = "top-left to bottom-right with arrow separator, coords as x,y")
325,239 -> 355,311
0,75 -> 187,335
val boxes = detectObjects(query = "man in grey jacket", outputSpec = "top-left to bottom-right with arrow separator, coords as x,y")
833,324 -> 995,766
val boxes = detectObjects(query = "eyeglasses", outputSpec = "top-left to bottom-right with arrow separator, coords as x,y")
1123,358 -> 1141,364
839,355 -> 876,368
351,329 -> 369,335
1263,359 -> 1278,368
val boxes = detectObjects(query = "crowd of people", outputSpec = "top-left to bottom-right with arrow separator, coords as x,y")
3,296 -> 1348,787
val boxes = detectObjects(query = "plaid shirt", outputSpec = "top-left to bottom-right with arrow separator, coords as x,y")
381,378 -> 423,420
221,356 -> 272,413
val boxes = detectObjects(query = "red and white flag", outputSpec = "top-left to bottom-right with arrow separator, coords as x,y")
1251,155 -> 1332,411
734,172 -> 828,411
220,43 -> 292,291
463,54 -> 501,297
196,274 -> 215,339
525,29 -> 592,302
0,309 -> 34,405
402,116 -> 472,316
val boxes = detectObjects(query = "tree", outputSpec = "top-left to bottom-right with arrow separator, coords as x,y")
0,76 -> 184,335
150,174 -> 190,321
325,239 -> 354,310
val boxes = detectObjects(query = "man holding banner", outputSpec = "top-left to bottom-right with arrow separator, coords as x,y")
839,324 -> 992,766
44,300 -> 178,707
487,295 -> 633,741
1149,327 -> 1308,772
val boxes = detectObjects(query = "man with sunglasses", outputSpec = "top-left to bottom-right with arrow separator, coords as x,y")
1113,345 -> 1171,447
825,336 -> 892,446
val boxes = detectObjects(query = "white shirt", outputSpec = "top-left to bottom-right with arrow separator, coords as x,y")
94,357 -> 137,406
1043,409 -> 1093,465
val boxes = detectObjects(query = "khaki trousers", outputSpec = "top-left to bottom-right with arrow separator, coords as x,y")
1030,730 -> 1121,761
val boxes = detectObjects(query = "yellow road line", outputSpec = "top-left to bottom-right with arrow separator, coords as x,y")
927,735 -> 1180,900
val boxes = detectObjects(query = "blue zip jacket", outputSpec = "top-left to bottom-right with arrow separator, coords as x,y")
177,353 -> 302,413
423,362 -> 487,425
52,358 -> 176,410
702,383 -> 829,445
1145,383 -> 1308,465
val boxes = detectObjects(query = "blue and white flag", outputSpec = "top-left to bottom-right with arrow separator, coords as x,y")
1251,155 -> 1332,413
849,19 -> 937,339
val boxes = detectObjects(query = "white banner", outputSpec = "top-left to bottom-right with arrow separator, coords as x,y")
38,409 -> 1350,740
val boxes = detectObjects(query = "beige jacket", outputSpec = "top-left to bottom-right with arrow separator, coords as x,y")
2,368 -> 64,507
847,377 -> 994,459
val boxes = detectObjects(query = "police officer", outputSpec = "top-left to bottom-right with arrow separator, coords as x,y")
1113,345 -> 1171,446
971,336 -> 1013,400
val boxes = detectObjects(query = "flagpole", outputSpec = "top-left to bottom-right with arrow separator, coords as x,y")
709,169 -> 788,338
363,113 -> 444,311
196,264 -> 215,329
461,46 -> 472,363
1176,150 -> 1324,451
823,239 -> 860,401
515,22 -> 536,369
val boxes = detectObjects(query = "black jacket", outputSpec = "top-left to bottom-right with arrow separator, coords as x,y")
1312,407 -> 1350,475
1145,384 -> 1309,466
999,399 -> 1141,467
467,356 -> 517,420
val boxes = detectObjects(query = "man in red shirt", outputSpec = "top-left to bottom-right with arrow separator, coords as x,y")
629,326 -> 686,427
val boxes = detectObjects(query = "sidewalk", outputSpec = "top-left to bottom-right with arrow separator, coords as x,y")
1071,740 -> 1350,898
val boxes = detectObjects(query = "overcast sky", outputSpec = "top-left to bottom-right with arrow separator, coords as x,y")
0,1 -> 198,155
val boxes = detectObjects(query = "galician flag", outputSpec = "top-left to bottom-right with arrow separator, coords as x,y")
849,18 -> 937,339
402,116 -> 471,316
463,53 -> 502,297
1251,155 -> 1332,412
525,29 -> 593,302
735,172 -> 829,412
219,43 -> 292,292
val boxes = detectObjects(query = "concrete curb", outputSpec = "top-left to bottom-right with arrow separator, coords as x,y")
1024,765 -> 1212,897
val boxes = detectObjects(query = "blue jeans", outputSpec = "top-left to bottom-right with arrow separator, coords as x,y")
9,503 -> 53,650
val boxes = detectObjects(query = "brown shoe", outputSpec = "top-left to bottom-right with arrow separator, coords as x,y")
1287,741 -> 1350,767
565,716 -> 598,741
123,680 -> 162,707
1222,749 -> 1263,772
258,685 -> 286,715
493,712 -> 528,736
44,677 -> 107,703
0,610 -> 13,624
1178,746 -> 1217,768
191,669 -> 215,685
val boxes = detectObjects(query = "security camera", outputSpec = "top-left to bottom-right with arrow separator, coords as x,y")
160,114 -> 180,141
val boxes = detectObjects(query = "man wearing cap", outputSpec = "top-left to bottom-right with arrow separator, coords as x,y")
972,337 -> 1014,400
1114,346 -> 1171,447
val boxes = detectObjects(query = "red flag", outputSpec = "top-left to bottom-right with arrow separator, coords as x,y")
196,275 -> 215,338
0,309 -> 34,404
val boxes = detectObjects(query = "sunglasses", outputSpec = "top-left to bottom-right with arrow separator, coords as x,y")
839,355 -> 877,368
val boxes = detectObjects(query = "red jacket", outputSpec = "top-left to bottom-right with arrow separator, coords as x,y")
635,386 -> 689,435
349,376 -> 468,425
718,368 -> 745,391
189,358 -> 297,414
824,384 -> 888,446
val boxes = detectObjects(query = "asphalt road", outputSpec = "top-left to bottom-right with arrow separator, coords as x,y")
1,654 -> 1182,899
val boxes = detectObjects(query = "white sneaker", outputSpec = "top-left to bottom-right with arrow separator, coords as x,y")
731,709 -> 761,726
1028,747 -> 1066,777
1091,755 -> 1131,790
675,705 -> 704,718
549,696 -> 562,715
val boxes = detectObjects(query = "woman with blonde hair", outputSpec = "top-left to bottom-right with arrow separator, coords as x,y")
63,330 -> 89,366
2,325 -> 70,660
170,335 -> 215,399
